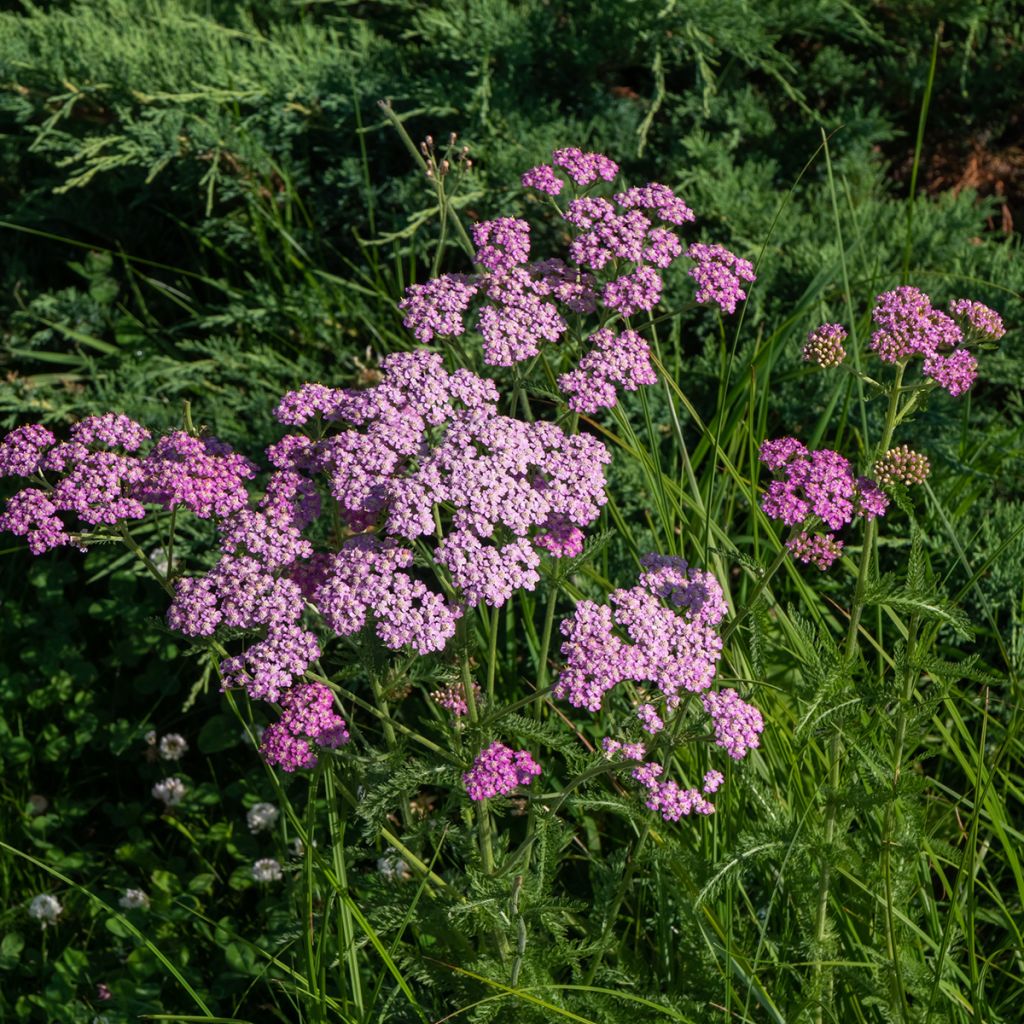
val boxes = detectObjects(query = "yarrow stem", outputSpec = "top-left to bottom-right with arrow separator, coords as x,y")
814,362 -> 906,1018
456,621 -> 498,882
720,545 -> 791,645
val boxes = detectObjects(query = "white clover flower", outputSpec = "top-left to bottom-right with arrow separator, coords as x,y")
28,894 -> 62,926
27,794 -> 49,816
377,854 -> 412,883
252,858 -> 283,883
118,888 -> 150,910
152,777 -> 186,807
246,802 -> 280,834
144,730 -> 157,746
147,547 -> 170,576
158,733 -> 188,761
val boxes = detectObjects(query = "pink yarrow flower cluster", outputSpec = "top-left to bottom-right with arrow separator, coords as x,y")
0,414 -> 251,555
558,328 -> 658,414
463,742 -> 541,800
686,243 -> 756,315
759,437 -> 888,571
869,287 -> 1003,397
803,323 -> 847,368
401,146 -> 753,414
0,353 -> 610,775
171,351 -> 605,757
554,555 -> 760,821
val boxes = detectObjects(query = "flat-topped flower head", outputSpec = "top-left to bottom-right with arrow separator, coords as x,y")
687,242 -> 756,314
70,413 -> 150,451
463,742 -> 541,800
759,438 -> 888,532
615,183 -> 695,225
136,432 -> 258,519
702,688 -> 764,760
631,762 -> 715,821
558,328 -> 658,414
521,163 -> 564,196
0,488 -> 75,555
949,298 -> 1005,342
260,682 -> 349,772
472,217 -> 531,273
274,383 -> 347,426
786,531 -> 843,571
0,424 -> 56,478
555,555 -> 726,712
551,147 -> 619,186
868,286 -> 994,398
398,274 -> 479,344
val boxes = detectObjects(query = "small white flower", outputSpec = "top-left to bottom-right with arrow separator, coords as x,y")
27,794 -> 49,816
147,547 -> 170,576
377,854 -> 412,883
246,802 -> 280,834
144,730 -> 157,746
252,858 -> 283,883
118,888 -> 150,910
158,734 -> 188,761
152,777 -> 186,807
28,894 -> 62,926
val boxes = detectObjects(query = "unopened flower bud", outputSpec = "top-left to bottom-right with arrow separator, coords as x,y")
874,445 -> 930,487
802,323 -> 847,368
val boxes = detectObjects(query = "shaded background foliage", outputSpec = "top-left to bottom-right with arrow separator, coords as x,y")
1,0 -> 1023,1021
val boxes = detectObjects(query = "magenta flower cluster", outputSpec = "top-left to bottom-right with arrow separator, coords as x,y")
558,328 -> 658,414
0,414 -> 257,555
686,243 -> 756,316
400,146 -> 755,416
462,742 -> 542,801
0,349 -> 612,774
869,287 -> 1004,397
759,437 -> 888,571
554,555 -> 761,821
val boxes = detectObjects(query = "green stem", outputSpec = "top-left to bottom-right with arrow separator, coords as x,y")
118,523 -> 175,598
458,624 -> 509,958
534,584 -> 559,719
721,545 -> 790,645
324,758 -> 366,1020
880,614 -> 918,1023
813,364 -> 906,1023
457,623 -> 494,871
486,606 -> 500,707
369,673 -> 399,753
